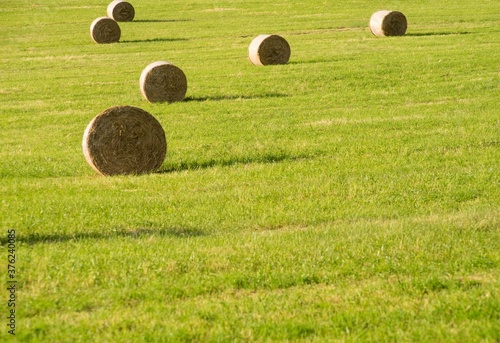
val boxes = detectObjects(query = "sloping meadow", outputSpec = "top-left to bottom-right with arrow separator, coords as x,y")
1,0 -> 499,341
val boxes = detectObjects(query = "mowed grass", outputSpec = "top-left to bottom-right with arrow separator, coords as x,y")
0,0 -> 499,341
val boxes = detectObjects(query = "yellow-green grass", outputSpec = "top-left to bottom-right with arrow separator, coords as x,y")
0,0 -> 499,341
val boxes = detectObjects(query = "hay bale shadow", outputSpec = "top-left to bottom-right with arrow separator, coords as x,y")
120,38 -> 189,43
160,152 -> 310,173
405,31 -> 472,37
184,93 -> 288,102
4,227 -> 206,246
133,19 -> 194,23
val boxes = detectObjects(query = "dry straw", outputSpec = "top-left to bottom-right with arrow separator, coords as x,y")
90,17 -> 121,44
369,10 -> 407,36
140,61 -> 188,103
82,106 -> 167,176
248,34 -> 291,66
107,0 -> 135,22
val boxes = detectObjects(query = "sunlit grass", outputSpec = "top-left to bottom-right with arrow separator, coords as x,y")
0,0 -> 499,341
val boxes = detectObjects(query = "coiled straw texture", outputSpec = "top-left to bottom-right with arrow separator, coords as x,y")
107,0 -> 135,22
90,17 -> 121,44
248,35 -> 291,66
140,61 -> 188,103
82,106 -> 167,175
370,10 -> 407,36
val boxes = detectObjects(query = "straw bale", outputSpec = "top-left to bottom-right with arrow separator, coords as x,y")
248,34 -> 291,66
82,106 -> 166,175
107,0 -> 135,22
90,17 -> 121,44
140,61 -> 187,103
370,10 -> 407,36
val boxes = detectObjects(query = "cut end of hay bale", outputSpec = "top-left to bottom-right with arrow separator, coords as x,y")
248,34 -> 291,66
370,10 -> 407,37
140,61 -> 188,103
82,106 -> 167,176
90,17 -> 121,44
107,0 -> 135,22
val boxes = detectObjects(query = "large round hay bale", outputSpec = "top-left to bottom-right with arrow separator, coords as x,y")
369,10 -> 407,37
140,61 -> 187,103
82,106 -> 167,176
90,17 -> 121,44
107,0 -> 135,22
248,34 -> 291,66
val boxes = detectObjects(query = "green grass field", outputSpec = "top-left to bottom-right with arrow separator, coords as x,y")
1,0 -> 499,341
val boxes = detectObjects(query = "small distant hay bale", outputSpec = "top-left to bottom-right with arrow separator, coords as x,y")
140,61 -> 188,103
90,17 -> 121,44
107,0 -> 135,22
248,34 -> 291,66
82,106 -> 167,176
369,10 -> 407,37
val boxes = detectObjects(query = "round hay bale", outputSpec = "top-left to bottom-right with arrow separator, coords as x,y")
369,10 -> 407,37
90,17 -> 121,44
140,61 -> 187,103
82,106 -> 167,176
248,34 -> 291,66
107,0 -> 135,22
